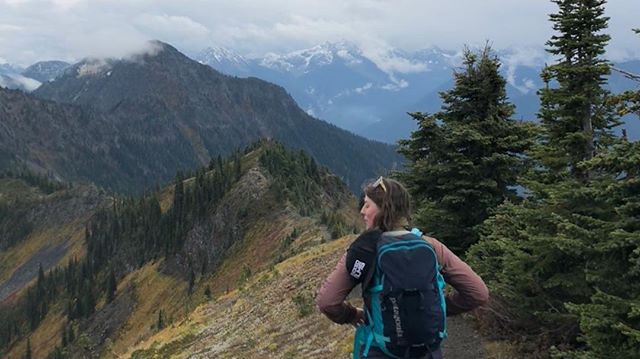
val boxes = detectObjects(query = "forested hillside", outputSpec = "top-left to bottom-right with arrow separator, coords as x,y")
0,140 -> 361,358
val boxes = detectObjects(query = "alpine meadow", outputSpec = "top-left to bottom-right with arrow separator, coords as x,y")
0,0 -> 639,358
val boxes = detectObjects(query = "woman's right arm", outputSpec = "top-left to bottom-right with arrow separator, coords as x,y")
315,253 -> 359,324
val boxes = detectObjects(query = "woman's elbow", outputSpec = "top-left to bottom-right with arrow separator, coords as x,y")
315,294 -> 329,314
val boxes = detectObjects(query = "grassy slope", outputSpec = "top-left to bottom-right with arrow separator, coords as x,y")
106,209 -> 355,358
124,235 -> 358,359
0,180 -> 106,358
0,179 -> 95,289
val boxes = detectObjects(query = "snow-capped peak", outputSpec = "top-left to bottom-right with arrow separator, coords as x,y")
259,41 -> 364,74
195,46 -> 248,66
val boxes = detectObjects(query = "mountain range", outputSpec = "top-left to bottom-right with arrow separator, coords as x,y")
193,42 -> 640,143
3,42 -> 638,143
1,41 -> 402,193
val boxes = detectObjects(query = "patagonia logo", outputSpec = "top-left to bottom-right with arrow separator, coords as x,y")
350,259 -> 366,279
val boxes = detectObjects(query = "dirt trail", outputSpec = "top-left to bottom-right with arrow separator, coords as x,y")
441,315 -> 486,359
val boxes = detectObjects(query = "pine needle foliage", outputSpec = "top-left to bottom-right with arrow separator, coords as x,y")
259,142 -> 325,215
398,45 -> 534,253
467,1 -> 639,356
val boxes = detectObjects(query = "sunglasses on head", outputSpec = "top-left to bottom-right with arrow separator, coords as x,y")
373,176 -> 387,193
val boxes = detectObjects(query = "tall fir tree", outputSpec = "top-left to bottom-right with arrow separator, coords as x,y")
538,0 -> 618,179
557,29 -> 640,358
24,338 -> 31,359
106,268 -> 117,303
398,45 -> 533,253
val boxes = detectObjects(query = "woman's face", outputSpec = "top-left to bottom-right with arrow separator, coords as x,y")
360,195 -> 380,230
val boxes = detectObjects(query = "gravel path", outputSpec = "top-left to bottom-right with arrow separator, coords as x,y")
441,315 -> 486,359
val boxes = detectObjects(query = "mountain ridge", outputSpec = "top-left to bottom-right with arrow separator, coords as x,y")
0,140 -> 362,358
1,41 -> 403,193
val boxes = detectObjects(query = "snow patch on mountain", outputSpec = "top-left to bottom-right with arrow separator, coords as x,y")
261,44 -> 335,73
259,42 -> 369,74
196,46 -> 249,66
336,48 -> 362,65
76,60 -> 112,78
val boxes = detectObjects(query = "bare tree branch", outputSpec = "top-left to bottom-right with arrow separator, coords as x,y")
612,67 -> 640,82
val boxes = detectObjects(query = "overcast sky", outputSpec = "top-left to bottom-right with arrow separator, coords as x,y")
1,0 -> 639,68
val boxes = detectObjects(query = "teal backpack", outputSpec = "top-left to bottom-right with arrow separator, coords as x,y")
352,228 -> 447,358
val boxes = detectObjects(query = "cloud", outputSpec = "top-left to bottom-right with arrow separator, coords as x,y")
0,0 -> 638,66
50,0 -> 83,11
354,82 -> 372,94
0,73 -> 41,91
365,49 -> 428,74
134,14 -> 210,39
0,24 -> 22,32
501,46 -> 549,94
381,75 -> 409,91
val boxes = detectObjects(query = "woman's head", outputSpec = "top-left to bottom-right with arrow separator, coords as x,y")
360,176 -> 412,231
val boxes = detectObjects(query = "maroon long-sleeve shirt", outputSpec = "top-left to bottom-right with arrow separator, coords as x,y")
315,230 -> 489,324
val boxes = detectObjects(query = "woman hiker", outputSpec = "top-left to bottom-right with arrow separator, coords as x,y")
316,177 -> 489,358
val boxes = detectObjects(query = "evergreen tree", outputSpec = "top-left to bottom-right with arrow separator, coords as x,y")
67,325 -> 75,344
466,1 -> 635,356
538,0 -> 618,179
157,309 -> 164,330
555,30 -> 640,358
61,327 -> 67,347
560,140 -> 640,358
188,268 -> 195,295
398,45 -> 533,252
24,338 -> 32,359
106,269 -> 117,303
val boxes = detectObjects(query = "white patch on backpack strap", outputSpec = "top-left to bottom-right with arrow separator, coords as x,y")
350,259 -> 366,279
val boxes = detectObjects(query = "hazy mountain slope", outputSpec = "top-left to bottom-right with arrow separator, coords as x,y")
21,61 -> 71,83
0,87 -> 161,192
0,177 -> 108,303
32,41 -> 403,192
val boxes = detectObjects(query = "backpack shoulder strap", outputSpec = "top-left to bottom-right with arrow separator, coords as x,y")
346,229 -> 381,288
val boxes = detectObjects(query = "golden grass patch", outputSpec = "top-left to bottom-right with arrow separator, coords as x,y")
109,261 -> 188,357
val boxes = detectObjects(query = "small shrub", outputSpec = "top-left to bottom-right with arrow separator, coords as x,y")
292,292 -> 314,318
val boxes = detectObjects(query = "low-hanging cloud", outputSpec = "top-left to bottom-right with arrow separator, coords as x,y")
0,0 -> 638,66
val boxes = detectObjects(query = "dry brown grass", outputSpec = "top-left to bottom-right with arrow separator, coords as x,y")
120,234 -> 357,359
108,261 -> 188,357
